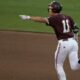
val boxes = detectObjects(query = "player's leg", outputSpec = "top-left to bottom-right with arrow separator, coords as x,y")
68,40 -> 80,70
55,41 -> 68,80
69,52 -> 80,70
69,51 -> 80,70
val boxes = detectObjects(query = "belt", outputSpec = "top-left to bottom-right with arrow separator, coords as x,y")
62,39 -> 68,41
58,37 -> 74,42
62,37 -> 74,41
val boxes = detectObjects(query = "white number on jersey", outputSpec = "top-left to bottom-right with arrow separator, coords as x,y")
62,19 -> 70,33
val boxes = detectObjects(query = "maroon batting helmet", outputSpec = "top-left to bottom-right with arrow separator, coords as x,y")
48,1 -> 62,13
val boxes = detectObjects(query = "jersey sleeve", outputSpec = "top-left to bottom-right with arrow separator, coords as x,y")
46,17 -> 55,26
68,16 -> 76,29
68,16 -> 79,33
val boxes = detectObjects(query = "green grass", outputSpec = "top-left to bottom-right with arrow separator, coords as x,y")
0,0 -> 80,33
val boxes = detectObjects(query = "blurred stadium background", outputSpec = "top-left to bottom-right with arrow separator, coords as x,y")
0,0 -> 80,33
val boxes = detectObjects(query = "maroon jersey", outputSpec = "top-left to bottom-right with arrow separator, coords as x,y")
47,14 -> 75,40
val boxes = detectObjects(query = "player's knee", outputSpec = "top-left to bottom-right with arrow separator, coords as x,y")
70,64 -> 78,70
55,64 -> 63,72
55,64 -> 66,80
56,66 -> 63,77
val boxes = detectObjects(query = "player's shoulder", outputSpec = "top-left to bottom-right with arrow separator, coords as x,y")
61,13 -> 73,19
47,13 -> 73,22
48,13 -> 61,20
50,13 -> 68,19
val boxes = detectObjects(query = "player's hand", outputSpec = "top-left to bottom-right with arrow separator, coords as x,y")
19,15 -> 31,20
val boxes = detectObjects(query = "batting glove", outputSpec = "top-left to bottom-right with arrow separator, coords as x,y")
19,15 -> 31,20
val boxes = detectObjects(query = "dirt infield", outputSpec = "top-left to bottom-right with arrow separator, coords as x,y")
0,31 -> 80,80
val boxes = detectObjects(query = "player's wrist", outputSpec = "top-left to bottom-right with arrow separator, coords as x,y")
22,15 -> 31,20
19,15 -> 31,20
26,16 -> 31,20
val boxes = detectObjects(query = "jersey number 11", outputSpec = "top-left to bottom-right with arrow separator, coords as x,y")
62,19 -> 70,33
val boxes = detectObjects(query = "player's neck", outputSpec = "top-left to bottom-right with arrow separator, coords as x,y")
50,13 -> 59,16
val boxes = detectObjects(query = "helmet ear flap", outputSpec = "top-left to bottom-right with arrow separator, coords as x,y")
51,8 -> 56,13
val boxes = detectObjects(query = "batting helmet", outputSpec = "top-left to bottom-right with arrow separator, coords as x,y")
48,1 -> 62,13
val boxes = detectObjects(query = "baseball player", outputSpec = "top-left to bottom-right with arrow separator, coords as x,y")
19,1 -> 80,80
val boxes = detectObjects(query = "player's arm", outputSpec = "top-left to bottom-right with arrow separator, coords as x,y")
74,33 -> 78,42
72,24 -> 80,42
19,15 -> 48,23
72,24 -> 79,34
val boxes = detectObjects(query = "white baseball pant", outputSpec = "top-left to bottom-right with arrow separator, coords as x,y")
55,38 -> 79,80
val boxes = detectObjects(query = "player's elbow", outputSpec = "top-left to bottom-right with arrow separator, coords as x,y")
31,17 -> 47,23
